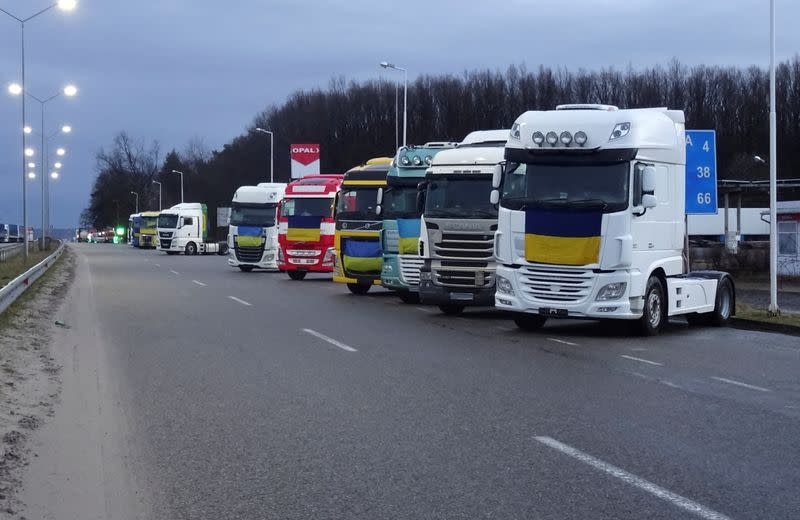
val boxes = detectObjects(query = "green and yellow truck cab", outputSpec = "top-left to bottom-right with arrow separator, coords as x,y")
332,157 -> 392,294
376,143 -> 457,303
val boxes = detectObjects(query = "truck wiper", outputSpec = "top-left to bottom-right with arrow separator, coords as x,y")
567,198 -> 608,209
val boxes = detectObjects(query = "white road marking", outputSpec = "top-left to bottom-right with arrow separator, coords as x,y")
496,326 -> 516,332
711,376 -> 771,393
629,347 -> 648,352
227,296 -> 252,307
415,306 -> 435,313
192,280 -> 206,286
154,263 -> 161,267
547,337 -> 578,346
621,354 -> 663,366
170,269 -> 179,275
535,436 -> 733,520
302,328 -> 357,352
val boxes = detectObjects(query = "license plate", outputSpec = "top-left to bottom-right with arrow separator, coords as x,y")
289,258 -> 316,265
450,292 -> 474,301
539,307 -> 568,317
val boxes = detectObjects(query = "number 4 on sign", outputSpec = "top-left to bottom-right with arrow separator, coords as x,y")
703,140 -> 710,152
685,134 -> 711,153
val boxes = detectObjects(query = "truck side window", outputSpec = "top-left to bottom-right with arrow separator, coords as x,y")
633,165 -> 643,207
184,217 -> 193,227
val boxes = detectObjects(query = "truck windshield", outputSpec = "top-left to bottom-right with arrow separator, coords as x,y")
501,162 -> 629,213
425,175 -> 498,219
141,217 -> 158,228
336,187 -> 379,221
158,214 -> 179,229
231,202 -> 278,227
382,185 -> 420,219
281,197 -> 333,217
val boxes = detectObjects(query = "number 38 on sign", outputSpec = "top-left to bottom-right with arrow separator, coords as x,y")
685,130 -> 718,215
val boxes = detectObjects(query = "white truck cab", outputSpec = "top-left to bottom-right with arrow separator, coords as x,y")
493,105 -> 735,335
227,183 -> 287,271
157,203 -> 227,255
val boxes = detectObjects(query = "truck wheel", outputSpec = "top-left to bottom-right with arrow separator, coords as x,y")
239,266 -> 254,273
398,291 -> 420,304
347,283 -> 371,295
185,242 -> 198,256
709,277 -> 734,327
639,276 -> 665,336
288,271 -> 307,281
513,313 -> 546,331
439,304 -> 465,316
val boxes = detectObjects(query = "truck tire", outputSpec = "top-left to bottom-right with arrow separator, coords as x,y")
513,313 -> 546,331
398,291 -> 420,304
185,242 -> 198,256
709,277 -> 734,327
639,276 -> 665,336
239,266 -> 254,272
347,283 -> 371,295
288,271 -> 307,280
439,304 -> 465,316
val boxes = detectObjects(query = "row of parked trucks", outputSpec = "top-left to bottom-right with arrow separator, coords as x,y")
131,105 -> 735,335
0,224 -> 28,243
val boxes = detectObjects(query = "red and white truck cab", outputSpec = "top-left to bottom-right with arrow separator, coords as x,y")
277,175 -> 344,280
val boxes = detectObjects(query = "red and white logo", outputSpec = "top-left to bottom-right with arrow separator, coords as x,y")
290,143 -> 320,178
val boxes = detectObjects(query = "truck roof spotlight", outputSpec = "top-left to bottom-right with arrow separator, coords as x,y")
560,131 -> 573,145
545,131 -> 558,146
401,156 -> 411,166
574,131 -> 588,146
412,156 -> 423,166
532,131 -> 545,146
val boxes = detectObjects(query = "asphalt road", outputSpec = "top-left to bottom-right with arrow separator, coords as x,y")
39,244 -> 800,519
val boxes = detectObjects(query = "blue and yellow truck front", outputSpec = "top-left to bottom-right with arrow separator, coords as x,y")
332,158 -> 391,294
378,143 -> 456,303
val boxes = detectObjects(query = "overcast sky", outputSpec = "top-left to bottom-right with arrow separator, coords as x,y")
1,0 -> 798,228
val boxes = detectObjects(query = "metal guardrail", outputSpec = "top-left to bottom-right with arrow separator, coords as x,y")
0,243 -> 24,263
0,241 -> 65,315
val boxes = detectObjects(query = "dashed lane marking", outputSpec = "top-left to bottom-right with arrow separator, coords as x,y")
170,270 -> 179,275
621,354 -> 663,366
302,328 -> 357,352
227,296 -> 252,307
192,280 -> 206,286
711,376 -> 771,393
547,337 -> 579,346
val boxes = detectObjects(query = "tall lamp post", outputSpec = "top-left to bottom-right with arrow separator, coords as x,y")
380,61 -> 408,147
172,170 -> 184,203
255,128 -> 274,183
130,191 -> 139,214
768,0 -> 779,315
1,0 -> 78,260
152,181 -> 162,210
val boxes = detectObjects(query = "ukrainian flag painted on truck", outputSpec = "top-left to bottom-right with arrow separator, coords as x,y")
377,143 -> 456,303
332,158 -> 391,295
129,213 -> 141,246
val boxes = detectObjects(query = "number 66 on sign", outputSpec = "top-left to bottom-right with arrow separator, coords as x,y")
685,130 -> 718,215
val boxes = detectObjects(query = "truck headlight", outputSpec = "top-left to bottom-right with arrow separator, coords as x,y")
596,282 -> 627,301
496,275 -> 514,295
323,247 -> 335,263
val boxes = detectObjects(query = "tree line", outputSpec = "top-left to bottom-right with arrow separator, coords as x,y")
83,58 -> 800,230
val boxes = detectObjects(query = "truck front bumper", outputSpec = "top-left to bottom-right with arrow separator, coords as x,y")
494,265 -> 644,320
228,248 -> 279,270
419,278 -> 495,306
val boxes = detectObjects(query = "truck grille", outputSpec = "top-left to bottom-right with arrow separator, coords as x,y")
159,239 -> 172,249
398,255 -> 423,286
434,232 -> 494,261
433,266 -> 495,288
235,245 -> 264,263
518,265 -> 593,303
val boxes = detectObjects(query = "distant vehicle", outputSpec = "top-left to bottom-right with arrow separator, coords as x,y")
157,203 -> 228,255
416,130 -> 508,315
129,213 -> 141,246
227,183 -> 287,272
493,105 -> 735,335
333,157 -> 392,294
75,228 -> 89,242
0,224 -> 16,243
376,143 -> 457,303
137,212 -> 160,249
277,175 -> 343,279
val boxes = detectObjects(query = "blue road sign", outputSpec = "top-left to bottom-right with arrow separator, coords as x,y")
685,130 -> 718,215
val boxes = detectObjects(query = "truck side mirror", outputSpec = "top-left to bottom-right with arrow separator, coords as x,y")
491,164 -> 504,189
642,194 -> 657,209
490,190 -> 500,205
416,181 -> 428,213
642,165 -> 656,193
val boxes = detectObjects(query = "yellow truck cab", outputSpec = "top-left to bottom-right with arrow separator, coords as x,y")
333,157 -> 392,294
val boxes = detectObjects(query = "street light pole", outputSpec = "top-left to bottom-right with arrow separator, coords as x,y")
172,170 -> 184,203
1,0 -> 78,261
255,128 -> 274,183
131,191 -> 139,213
380,61 -> 408,147
768,0 -> 779,315
152,181 -> 162,210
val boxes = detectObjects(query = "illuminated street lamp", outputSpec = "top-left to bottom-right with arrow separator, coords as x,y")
24,148 -> 34,157
54,162 -> 62,169
1,1 -> 78,260
23,125 -> 32,134
27,172 -> 36,179
27,162 -> 35,168
56,148 -> 66,156
380,61 -> 408,147
50,171 -> 59,180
